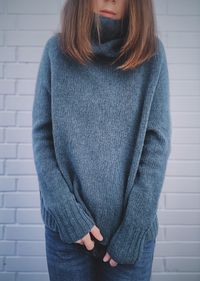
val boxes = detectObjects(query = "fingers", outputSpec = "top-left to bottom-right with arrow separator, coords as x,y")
75,224 -> 103,251
103,252 -> 110,262
109,259 -> 118,267
103,252 -> 118,267
80,230 -> 118,268
82,233 -> 95,251
90,225 -> 104,241
75,240 -> 84,245
75,225 -> 103,249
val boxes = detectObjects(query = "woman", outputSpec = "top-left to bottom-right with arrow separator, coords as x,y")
32,0 -> 171,280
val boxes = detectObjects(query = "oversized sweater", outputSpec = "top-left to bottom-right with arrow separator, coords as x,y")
32,14 -> 172,265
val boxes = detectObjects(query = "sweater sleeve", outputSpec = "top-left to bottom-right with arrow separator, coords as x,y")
106,41 -> 172,264
32,38 -> 95,244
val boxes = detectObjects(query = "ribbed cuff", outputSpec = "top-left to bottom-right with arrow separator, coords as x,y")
106,216 -> 158,264
47,200 -> 96,244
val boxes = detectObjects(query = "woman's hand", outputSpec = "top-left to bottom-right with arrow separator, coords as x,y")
75,225 -> 103,250
75,225 -> 118,267
103,252 -> 118,267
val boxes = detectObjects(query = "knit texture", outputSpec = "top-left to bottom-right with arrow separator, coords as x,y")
32,14 -> 172,265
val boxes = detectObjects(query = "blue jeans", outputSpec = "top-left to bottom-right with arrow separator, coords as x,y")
45,225 -> 156,281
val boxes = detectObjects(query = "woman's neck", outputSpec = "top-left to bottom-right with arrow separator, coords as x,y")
91,13 -> 128,61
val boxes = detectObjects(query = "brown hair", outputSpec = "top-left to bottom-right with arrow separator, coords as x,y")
58,0 -> 158,71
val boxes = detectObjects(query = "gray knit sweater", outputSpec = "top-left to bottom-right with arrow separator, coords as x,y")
32,14 -> 171,264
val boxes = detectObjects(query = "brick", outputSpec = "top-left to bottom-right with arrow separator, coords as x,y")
158,209 -> 200,225
0,176 -> 15,191
5,128 -> 31,143
167,161 -> 200,176
17,112 -> 32,127
166,194 -> 200,209
166,48 -> 200,64
18,144 -> 33,158
5,160 -> 36,175
157,15 -> 200,31
18,47 -> 43,62
164,177 -> 200,192
0,15 -> 17,30
17,15 -> 59,30
172,112 -> 200,127
0,209 -> 15,223
169,64 -> 200,80
0,144 -> 16,158
172,128 -> 200,144
156,241 -> 200,256
170,80 -> 200,96
5,257 -> 47,272
166,257 -> 200,272
17,176 -> 38,191
7,0 -> 58,14
17,241 -> 45,255
4,63 -> 38,79
168,0 -> 200,15
4,192 -> 39,207
168,32 -> 200,47
0,273 -> 15,281
5,225 -> 44,240
0,31 -> 4,45
5,95 -> 33,110
166,226 -> 200,241
0,128 -> 4,142
16,273 -> 49,281
17,209 -> 42,224
0,79 -> 15,94
5,31 -> 53,46
16,79 -> 35,95
0,112 -> 15,126
0,47 -> 16,62
0,241 -> 15,255
154,0 -> 168,15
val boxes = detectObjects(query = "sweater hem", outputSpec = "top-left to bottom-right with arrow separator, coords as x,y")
40,193 -> 59,233
40,189 -> 158,247
106,214 -> 159,264
144,214 -> 159,242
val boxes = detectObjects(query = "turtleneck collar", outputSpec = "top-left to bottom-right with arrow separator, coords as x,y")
91,13 -> 128,61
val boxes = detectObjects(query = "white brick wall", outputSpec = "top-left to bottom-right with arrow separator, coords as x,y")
0,0 -> 200,280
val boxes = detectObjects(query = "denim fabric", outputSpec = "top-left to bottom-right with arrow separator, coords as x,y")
45,225 -> 156,281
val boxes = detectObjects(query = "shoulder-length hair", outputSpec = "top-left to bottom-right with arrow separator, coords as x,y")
58,0 -> 158,71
